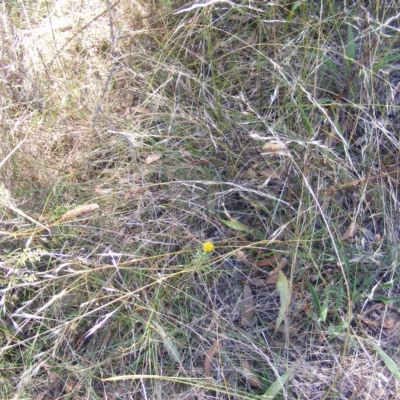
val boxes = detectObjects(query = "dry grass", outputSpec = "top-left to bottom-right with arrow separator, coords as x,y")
1,0 -> 400,399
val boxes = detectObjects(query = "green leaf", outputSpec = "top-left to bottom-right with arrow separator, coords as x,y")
283,1 -> 302,32
153,321 -> 181,364
306,280 -> 321,316
328,321 -> 348,338
220,218 -> 253,234
299,107 -> 311,135
346,24 -> 356,66
260,370 -> 290,399
372,296 -> 400,304
275,271 -> 290,334
321,55 -> 340,77
329,286 -> 342,312
317,97 -> 334,105
373,52 -> 400,73
319,295 -> 329,323
369,343 -> 400,382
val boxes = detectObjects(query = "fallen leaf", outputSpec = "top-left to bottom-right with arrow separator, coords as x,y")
256,254 -> 282,268
341,221 -> 359,240
247,276 -> 279,286
357,313 -> 396,329
241,359 -> 264,388
275,271 -> 290,334
268,258 -> 287,276
204,339 -> 219,378
357,303 -> 400,329
240,285 -> 255,326
251,278 -> 269,287
242,259 -> 287,286
145,153 -> 161,164
264,274 -> 280,285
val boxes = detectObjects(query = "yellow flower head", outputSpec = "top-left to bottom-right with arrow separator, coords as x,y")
202,241 -> 214,253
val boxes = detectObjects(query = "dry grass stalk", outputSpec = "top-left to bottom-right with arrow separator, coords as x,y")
59,203 -> 99,222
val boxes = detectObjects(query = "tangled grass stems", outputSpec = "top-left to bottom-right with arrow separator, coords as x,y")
1,0 -> 400,399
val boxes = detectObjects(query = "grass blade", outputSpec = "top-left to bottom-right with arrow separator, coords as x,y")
346,24 -> 356,66
153,321 -> 181,364
369,343 -> 400,382
260,370 -> 289,399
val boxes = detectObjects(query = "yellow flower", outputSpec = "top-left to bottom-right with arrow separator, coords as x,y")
202,241 -> 214,253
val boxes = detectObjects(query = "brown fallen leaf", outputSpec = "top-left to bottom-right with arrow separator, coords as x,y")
256,254 -> 282,267
145,153 -> 161,164
240,359 -> 264,388
240,285 -> 255,326
341,221 -> 359,240
357,303 -> 400,330
242,258 -> 287,286
246,276 -> 279,286
204,339 -> 219,378
264,274 -> 280,285
250,278 -> 270,287
271,257 -> 287,271
359,313 -> 397,329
